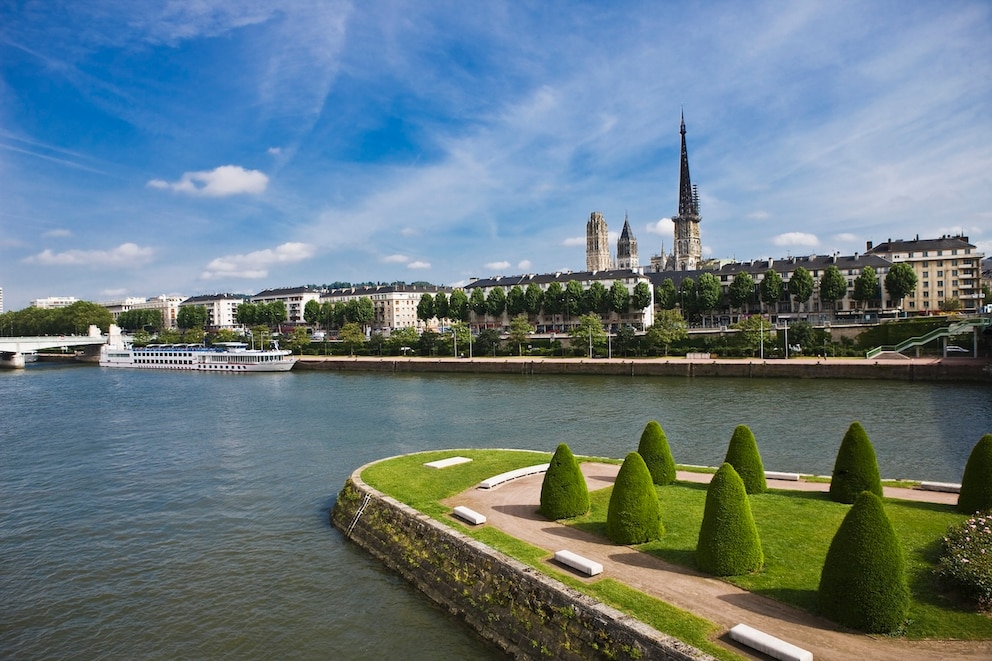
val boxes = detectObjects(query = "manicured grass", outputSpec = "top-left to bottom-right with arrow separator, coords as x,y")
359,450 -> 992,644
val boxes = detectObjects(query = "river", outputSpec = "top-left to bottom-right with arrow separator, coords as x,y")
2,363 -> 990,659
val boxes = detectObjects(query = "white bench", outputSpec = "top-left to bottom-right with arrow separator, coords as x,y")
424,456 -> 472,469
478,463 -> 551,489
452,505 -> 487,525
554,550 -> 603,576
729,624 -> 812,661
765,471 -> 801,481
920,481 -> 961,493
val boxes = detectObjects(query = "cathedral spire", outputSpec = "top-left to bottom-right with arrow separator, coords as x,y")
672,112 -> 702,271
678,110 -> 695,218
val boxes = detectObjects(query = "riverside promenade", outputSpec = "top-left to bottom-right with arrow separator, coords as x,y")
447,463 -> 992,661
295,354 -> 992,382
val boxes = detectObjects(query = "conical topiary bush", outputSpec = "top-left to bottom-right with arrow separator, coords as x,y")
958,433 -> 992,514
829,421 -> 883,504
818,490 -> 909,633
695,463 -> 764,576
637,420 -> 677,486
605,452 -> 663,544
723,424 -> 766,494
539,443 -> 590,520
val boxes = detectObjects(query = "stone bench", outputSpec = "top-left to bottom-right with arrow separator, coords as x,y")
920,481 -> 961,493
765,471 -> 801,481
728,623 -> 812,661
452,505 -> 487,525
424,456 -> 472,469
554,550 -> 603,576
478,463 -> 551,489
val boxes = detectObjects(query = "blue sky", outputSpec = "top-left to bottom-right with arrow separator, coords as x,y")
2,1 -> 991,310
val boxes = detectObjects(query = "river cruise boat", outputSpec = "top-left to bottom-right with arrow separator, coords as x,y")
99,326 -> 296,372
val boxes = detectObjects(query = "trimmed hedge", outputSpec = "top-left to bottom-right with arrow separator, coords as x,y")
637,420 -> 677,486
818,490 -> 909,633
723,424 -> 766,494
695,463 -> 764,576
829,421 -> 883,504
606,452 -> 663,544
539,443 -> 590,520
958,433 -> 992,514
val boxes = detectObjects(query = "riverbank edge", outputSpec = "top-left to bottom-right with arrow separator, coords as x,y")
298,355 -> 992,382
331,462 -> 715,661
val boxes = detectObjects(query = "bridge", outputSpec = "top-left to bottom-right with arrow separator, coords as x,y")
0,325 -> 108,369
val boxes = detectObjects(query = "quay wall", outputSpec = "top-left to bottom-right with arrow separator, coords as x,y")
331,469 -> 714,661
298,356 -> 991,382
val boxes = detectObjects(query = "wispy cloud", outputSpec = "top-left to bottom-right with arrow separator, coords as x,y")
485,261 -> 510,271
772,232 -> 819,247
42,229 -> 73,238
200,242 -> 315,280
407,260 -> 431,270
148,165 -> 268,197
23,243 -> 153,267
382,254 -> 409,264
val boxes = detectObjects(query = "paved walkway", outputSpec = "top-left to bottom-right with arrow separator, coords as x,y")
446,465 -> 991,661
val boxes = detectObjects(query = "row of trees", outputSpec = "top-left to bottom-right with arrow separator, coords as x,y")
655,262 -> 919,321
0,301 -> 114,336
303,297 -> 375,331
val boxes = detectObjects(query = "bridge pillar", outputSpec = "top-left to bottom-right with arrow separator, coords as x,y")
0,352 -> 26,369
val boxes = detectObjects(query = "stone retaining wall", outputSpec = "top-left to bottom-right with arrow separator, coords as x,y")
332,470 -> 714,661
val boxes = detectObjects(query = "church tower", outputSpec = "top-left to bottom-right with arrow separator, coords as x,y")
672,112 -> 702,271
616,213 -> 639,269
586,211 -> 611,271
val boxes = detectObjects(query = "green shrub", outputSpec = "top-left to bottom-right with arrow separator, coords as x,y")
637,420 -> 677,486
934,512 -> 992,610
539,443 -> 590,520
695,463 -> 763,576
958,434 -> 992,514
818,491 -> 909,633
828,421 -> 882,504
723,424 -> 766,494
606,452 -> 663,544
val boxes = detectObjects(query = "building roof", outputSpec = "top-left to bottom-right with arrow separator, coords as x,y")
182,293 -> 249,304
646,253 -> 893,288
866,234 -> 976,254
465,269 -> 648,290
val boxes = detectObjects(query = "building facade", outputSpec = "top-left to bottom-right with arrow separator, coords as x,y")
251,287 -> 323,325
31,296 -> 79,309
181,293 -> 248,330
321,284 -> 452,334
616,216 -> 639,270
585,212 -> 612,272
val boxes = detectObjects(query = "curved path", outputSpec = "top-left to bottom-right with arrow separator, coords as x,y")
446,465 -> 991,661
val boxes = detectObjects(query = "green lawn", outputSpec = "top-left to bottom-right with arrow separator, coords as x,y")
359,449 -> 991,645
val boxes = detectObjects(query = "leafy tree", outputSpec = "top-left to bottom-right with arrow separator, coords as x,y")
631,281 -> 652,310
696,463 -> 764,576
354,297 -> 375,329
637,421 -> 676,486
447,321 -> 471,355
818,491 -> 909,633
788,320 -> 815,354
116,308 -> 163,332
367,332 -> 386,355
486,287 -> 506,320
176,304 -> 207,330
248,324 -> 270,349
182,327 -> 205,344
644,309 -> 688,356
605,452 -> 664,544
157,327 -> 182,344
469,288 -> 488,318
608,280 -> 630,314
564,280 -> 585,318
884,262 -> 917,307
417,293 -> 435,322
524,283 -> 543,319
132,328 -> 151,346
304,299 -> 321,326
852,266 -> 879,308
728,272 -> 754,313
759,269 -> 783,311
655,278 -> 678,310
819,265 -> 848,311
958,433 -> 992,514
58,301 -> 115,334
507,314 -> 534,355
475,328 -> 502,356
417,328 -> 439,356
338,322 -> 365,356
678,277 -> 698,320
506,285 -> 526,317
696,272 -> 722,320
613,324 -> 637,357
939,297 -> 963,312
539,443 -> 589,519
286,326 -> 311,354
732,315 -> 773,357
569,314 -> 606,357
434,292 -> 450,321
386,326 -> 419,355
448,289 -> 470,322
213,328 -> 237,343
584,281 -> 608,315
542,282 -> 565,319
723,425 -> 766,494
829,421 -> 883,504
788,266 -> 814,312
320,301 -> 335,329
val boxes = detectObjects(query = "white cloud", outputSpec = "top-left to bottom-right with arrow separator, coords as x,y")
200,242 -> 315,279
485,260 -> 511,270
517,259 -> 531,270
23,242 -> 153,267
148,165 -> 268,197
562,236 -> 585,247
267,147 -> 282,156
834,233 -> 858,243
42,228 -> 72,238
646,219 -> 672,236
746,211 -> 770,220
772,232 -> 819,247
382,254 -> 409,264
407,260 -> 431,269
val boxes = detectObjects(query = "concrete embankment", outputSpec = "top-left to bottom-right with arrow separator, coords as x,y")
298,355 -> 992,382
332,467 -> 713,661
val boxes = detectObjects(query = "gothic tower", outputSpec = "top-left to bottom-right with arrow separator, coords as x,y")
672,112 -> 702,271
586,211 -> 611,271
616,213 -> 639,269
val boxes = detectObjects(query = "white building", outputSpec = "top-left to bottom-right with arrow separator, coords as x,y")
31,296 -> 79,309
181,293 -> 248,330
321,284 -> 453,334
252,287 -> 323,325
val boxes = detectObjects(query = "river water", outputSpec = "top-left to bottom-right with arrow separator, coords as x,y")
2,363 -> 990,660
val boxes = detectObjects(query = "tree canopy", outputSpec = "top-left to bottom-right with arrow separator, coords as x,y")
819,265 -> 848,309
728,272 -> 754,312
788,266 -> 814,311
884,263 -> 918,305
